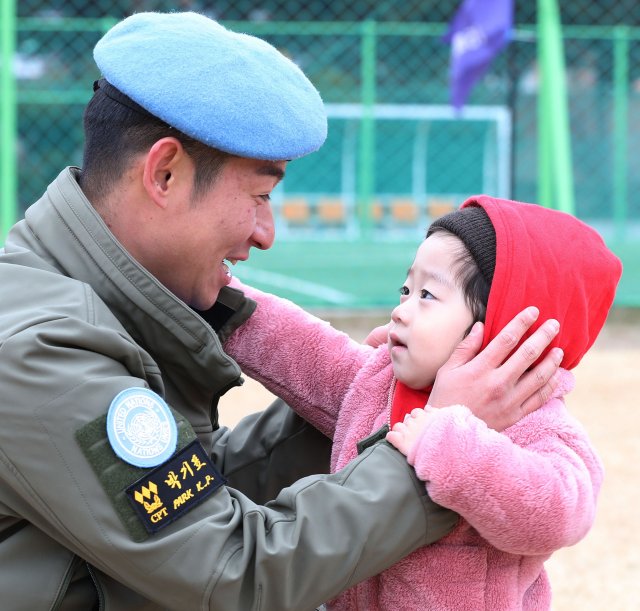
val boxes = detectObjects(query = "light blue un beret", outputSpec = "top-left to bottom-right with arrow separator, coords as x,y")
93,12 -> 327,160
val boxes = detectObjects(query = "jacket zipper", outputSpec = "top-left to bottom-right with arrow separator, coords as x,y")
49,555 -> 82,611
387,378 -> 396,428
87,563 -> 105,611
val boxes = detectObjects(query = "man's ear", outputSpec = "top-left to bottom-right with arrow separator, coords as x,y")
142,137 -> 187,208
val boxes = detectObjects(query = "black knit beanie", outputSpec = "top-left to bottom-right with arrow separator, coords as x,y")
426,205 -> 497,286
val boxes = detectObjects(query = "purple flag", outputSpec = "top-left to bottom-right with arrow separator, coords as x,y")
443,0 -> 514,110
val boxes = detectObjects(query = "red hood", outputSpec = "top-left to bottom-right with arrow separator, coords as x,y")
462,195 -> 623,370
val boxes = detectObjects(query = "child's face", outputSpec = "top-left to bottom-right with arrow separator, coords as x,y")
388,233 -> 475,389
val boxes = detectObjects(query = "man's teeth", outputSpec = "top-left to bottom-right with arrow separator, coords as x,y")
223,259 -> 237,278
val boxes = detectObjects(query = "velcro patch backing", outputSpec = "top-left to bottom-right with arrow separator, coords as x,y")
76,410 -> 199,541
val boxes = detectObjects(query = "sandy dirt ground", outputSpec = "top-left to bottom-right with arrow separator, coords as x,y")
218,309 -> 640,611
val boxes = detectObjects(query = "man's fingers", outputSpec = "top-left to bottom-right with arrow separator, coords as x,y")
516,347 -> 564,416
441,321 -> 484,370
478,306 -> 541,369
429,307 -> 562,430
500,318 -> 560,378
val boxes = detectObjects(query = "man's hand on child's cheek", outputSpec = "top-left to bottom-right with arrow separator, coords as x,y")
428,307 -> 562,432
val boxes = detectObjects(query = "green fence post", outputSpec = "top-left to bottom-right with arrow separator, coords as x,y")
358,20 -> 376,240
1,0 -> 18,242
537,24 -> 552,209
537,0 -> 575,214
613,26 -> 629,242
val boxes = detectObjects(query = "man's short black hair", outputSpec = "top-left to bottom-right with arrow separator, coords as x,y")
79,84 -> 231,203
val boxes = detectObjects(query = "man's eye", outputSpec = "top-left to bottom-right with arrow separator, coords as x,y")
399,285 -> 409,296
259,194 -> 271,202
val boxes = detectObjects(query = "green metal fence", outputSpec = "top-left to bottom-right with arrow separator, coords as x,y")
1,1 -> 639,307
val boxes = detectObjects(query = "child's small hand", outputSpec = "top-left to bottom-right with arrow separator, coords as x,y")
386,407 -> 435,463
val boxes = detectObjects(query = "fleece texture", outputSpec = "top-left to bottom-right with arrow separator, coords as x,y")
225,196 -> 621,610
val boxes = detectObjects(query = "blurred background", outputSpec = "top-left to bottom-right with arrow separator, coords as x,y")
1,0 -> 639,309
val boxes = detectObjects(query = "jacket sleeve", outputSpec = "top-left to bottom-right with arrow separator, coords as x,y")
0,315 -> 458,610
212,397 -> 333,504
224,278 -> 372,439
406,399 -> 603,555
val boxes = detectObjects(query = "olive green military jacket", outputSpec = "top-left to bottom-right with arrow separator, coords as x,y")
0,168 -> 456,610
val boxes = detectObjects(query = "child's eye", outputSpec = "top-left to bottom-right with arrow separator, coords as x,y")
420,289 -> 435,300
399,285 -> 409,296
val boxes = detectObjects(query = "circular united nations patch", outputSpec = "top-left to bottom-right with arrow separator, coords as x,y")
106,388 -> 178,468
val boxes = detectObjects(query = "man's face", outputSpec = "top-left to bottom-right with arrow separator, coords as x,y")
151,156 -> 285,310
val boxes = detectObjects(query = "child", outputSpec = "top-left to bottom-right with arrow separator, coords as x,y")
224,195 -> 622,610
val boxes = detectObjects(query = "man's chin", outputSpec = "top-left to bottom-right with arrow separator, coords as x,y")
188,289 -> 220,312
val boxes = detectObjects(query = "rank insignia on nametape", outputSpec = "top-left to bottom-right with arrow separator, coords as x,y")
106,388 -> 178,468
125,440 -> 226,534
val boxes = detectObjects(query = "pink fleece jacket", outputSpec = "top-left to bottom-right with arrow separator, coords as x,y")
225,196 -> 621,610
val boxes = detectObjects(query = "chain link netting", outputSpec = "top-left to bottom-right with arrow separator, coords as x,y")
5,1 -> 640,249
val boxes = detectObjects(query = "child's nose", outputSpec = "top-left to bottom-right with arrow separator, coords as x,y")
391,300 -> 409,324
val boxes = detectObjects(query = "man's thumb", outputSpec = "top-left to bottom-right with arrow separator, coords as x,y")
445,322 -> 484,368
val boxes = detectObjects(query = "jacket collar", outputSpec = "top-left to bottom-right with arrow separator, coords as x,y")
8,167 -> 254,401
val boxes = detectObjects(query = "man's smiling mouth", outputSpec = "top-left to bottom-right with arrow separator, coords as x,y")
223,258 -> 238,277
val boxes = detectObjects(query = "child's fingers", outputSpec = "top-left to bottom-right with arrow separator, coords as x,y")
386,430 -> 410,456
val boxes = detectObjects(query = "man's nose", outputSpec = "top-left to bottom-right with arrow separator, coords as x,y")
252,202 -> 275,250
